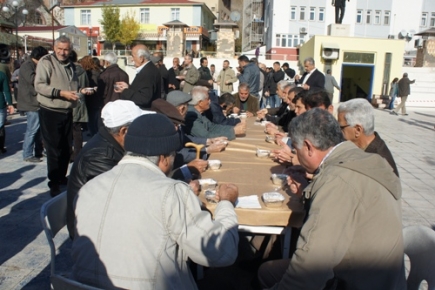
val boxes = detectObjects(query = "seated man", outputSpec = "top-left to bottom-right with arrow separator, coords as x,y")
304,88 -> 333,113
205,92 -> 241,126
66,100 -> 148,238
233,82 -> 259,117
259,108 -> 405,290
338,98 -> 399,177
257,81 -> 294,128
185,86 -> 246,140
72,114 -> 239,289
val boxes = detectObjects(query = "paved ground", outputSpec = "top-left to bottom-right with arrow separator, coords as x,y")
0,107 -> 434,289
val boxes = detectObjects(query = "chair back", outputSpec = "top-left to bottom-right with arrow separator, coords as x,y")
403,225 -> 435,290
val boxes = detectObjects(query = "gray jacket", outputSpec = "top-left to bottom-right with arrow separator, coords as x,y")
237,62 -> 260,97
398,77 -> 415,97
72,156 -> 239,290
17,60 -> 38,112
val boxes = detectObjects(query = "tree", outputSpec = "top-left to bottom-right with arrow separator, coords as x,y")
99,5 -> 121,50
118,10 -> 140,47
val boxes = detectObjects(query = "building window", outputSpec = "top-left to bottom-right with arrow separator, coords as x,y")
171,8 -> 180,21
374,11 -> 381,24
35,12 -> 44,25
319,7 -> 324,21
309,7 -> 315,21
275,34 -> 301,48
366,10 -> 371,24
290,6 -> 296,20
140,8 -> 150,23
80,10 -> 91,25
384,11 -> 390,25
430,13 -> 435,27
421,12 -> 428,26
356,10 -> 362,23
300,7 -> 305,20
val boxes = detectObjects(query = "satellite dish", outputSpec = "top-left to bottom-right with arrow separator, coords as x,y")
399,30 -> 407,39
230,11 -> 241,22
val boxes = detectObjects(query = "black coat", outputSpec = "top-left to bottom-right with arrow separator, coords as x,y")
266,70 -> 285,95
298,69 -> 325,90
66,126 -> 124,238
96,64 -> 129,105
284,67 -> 296,79
120,61 -> 161,109
168,66 -> 182,91
17,60 -> 38,111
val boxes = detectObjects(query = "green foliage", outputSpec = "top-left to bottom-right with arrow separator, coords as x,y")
100,5 -> 121,46
119,10 -> 140,46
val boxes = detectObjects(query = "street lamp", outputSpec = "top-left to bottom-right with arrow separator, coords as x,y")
2,1 -> 28,60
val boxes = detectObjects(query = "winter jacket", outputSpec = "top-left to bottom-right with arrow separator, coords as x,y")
237,62 -> 260,97
272,141 -> 405,290
85,69 -> 102,109
66,126 -> 124,238
96,64 -> 129,105
35,54 -> 79,111
72,155 -> 239,290
17,60 -> 38,112
205,101 -> 241,126
185,105 -> 236,140
217,68 -> 238,94
233,93 -> 259,116
398,77 -> 415,97
389,82 -> 398,98
0,71 -> 12,110
265,69 -> 285,95
72,64 -> 89,123
168,65 -> 182,92
180,64 -> 200,94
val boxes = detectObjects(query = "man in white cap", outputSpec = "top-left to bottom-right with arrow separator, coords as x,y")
66,100 -> 151,238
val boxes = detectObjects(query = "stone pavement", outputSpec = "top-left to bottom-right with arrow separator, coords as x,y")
1,107 -> 435,289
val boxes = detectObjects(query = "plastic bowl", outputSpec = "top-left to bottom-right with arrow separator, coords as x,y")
256,148 -> 270,158
271,174 -> 288,186
205,190 -> 219,204
198,178 -> 217,190
208,160 -> 221,170
265,135 -> 275,143
262,192 -> 285,208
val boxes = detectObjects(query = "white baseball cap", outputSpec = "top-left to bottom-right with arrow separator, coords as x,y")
101,100 -> 154,128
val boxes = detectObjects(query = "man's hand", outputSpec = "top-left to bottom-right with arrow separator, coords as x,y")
208,80 -> 213,85
187,159 -> 208,173
61,91 -> 79,101
207,142 -> 226,153
246,111 -> 254,118
189,180 -> 200,196
234,122 -> 246,135
232,107 -> 240,114
265,123 -> 279,135
114,82 -> 129,93
302,84 -> 310,90
256,108 -> 268,119
7,105 -> 14,114
274,132 -> 286,144
216,183 -> 239,206
286,169 -> 309,197
176,75 -> 185,80
264,91 -> 270,97
210,137 -> 228,144
295,75 -> 301,81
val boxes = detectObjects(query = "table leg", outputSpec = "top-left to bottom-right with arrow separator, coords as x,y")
197,264 -> 204,280
282,227 -> 292,259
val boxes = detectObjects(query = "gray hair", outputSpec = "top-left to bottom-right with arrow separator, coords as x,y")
238,82 -> 250,91
136,47 -> 151,61
104,52 -> 118,65
105,122 -> 132,134
337,99 -> 375,135
190,86 -> 209,105
304,57 -> 315,66
125,152 -> 159,165
289,108 -> 344,150
277,80 -> 292,91
54,35 -> 71,47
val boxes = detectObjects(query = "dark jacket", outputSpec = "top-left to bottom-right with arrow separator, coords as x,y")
85,69 -> 102,109
397,77 -> 415,97
205,101 -> 241,126
0,71 -> 11,110
121,61 -> 161,109
284,67 -> 296,79
168,65 -> 182,91
66,126 -> 124,238
265,69 -> 285,95
365,132 -> 399,177
237,62 -> 260,97
298,69 -> 325,90
73,65 -> 89,123
97,64 -> 129,105
16,59 -> 38,111
158,64 -> 169,95
233,93 -> 259,115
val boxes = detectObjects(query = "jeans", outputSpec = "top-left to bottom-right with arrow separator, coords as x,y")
22,111 -> 43,159
264,94 -> 281,108
388,95 -> 396,110
39,107 -> 72,188
87,107 -> 101,137
0,108 -> 6,150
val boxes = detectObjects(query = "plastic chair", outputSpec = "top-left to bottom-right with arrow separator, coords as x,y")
40,191 -> 102,290
403,225 -> 435,290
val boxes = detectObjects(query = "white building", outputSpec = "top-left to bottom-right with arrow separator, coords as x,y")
263,0 -> 435,61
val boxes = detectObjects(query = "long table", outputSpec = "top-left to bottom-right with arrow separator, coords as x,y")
199,117 -> 306,229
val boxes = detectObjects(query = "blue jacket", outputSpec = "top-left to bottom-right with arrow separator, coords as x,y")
205,102 -> 241,126
237,62 -> 260,97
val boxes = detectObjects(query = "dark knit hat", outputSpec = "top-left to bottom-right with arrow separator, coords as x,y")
124,114 -> 181,156
151,99 -> 185,125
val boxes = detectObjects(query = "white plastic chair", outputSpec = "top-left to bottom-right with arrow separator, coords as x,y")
403,225 -> 435,290
40,191 -> 102,290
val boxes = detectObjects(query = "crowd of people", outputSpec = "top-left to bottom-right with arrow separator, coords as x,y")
0,36 -> 407,289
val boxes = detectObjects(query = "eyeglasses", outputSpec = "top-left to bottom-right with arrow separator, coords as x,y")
340,125 -> 351,130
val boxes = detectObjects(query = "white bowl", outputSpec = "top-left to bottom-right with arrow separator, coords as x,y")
256,148 -> 270,158
262,192 -> 285,208
198,178 -> 217,190
265,135 -> 275,143
83,87 -> 95,93
271,174 -> 288,187
239,114 -> 247,119
205,190 -> 219,203
208,160 -> 221,170
230,113 -> 239,118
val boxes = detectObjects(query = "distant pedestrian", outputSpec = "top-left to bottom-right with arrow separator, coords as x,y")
0,71 -> 13,154
387,78 -> 399,110
391,73 -> 415,116
324,69 -> 341,102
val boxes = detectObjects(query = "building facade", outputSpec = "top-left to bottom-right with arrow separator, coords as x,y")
62,0 -> 216,55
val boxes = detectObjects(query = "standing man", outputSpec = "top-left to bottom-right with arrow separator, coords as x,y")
197,57 -> 214,89
0,69 -> 13,155
391,73 -> 415,116
236,55 -> 260,98
264,62 -> 285,108
332,0 -> 349,24
168,57 -> 182,92
177,54 -> 200,94
281,63 -> 296,81
97,52 -> 129,105
296,57 -> 325,91
324,69 -> 341,102
17,46 -> 48,162
217,60 -> 238,94
153,52 -> 169,99
210,64 -> 219,96
115,44 -> 161,109
35,36 -> 84,196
